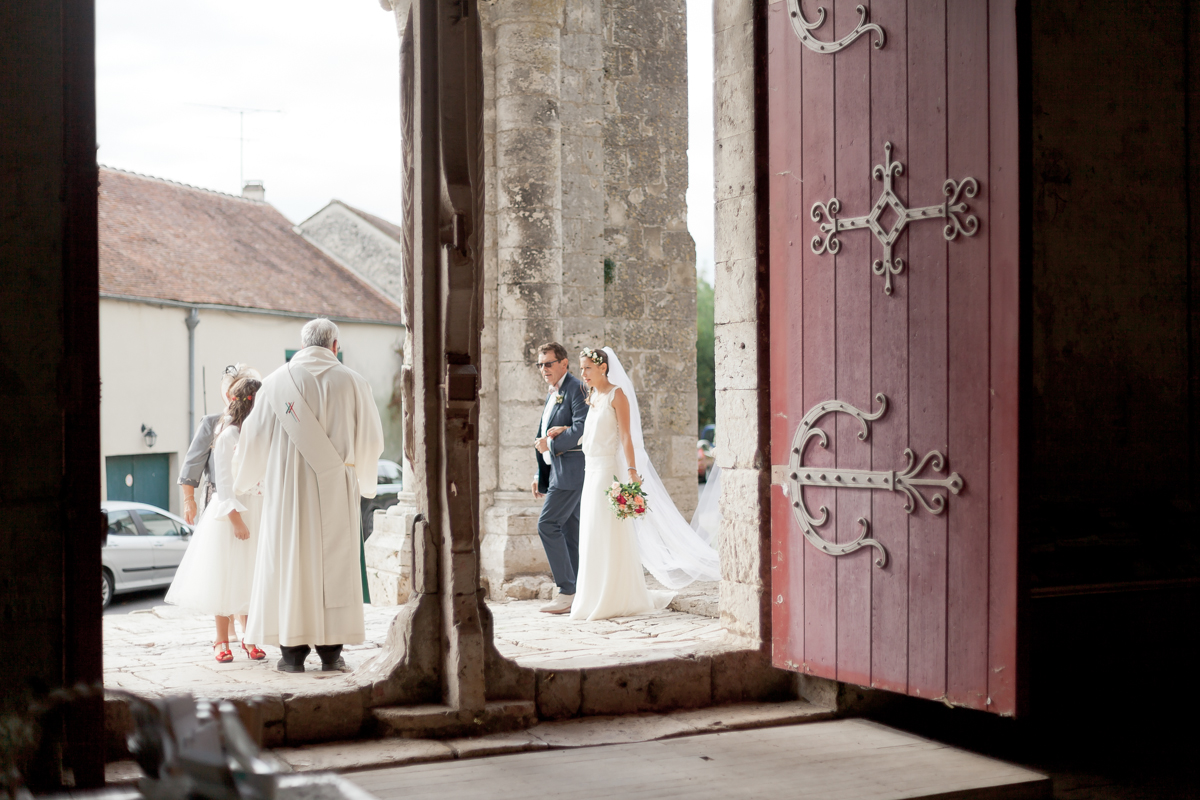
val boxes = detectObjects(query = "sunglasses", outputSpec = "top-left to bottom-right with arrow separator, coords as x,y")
536,358 -> 564,370
223,364 -> 239,376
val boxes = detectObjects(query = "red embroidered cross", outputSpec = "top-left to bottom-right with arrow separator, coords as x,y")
285,402 -> 298,422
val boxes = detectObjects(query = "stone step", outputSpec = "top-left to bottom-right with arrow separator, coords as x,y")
369,700 -> 538,740
105,699 -> 835,784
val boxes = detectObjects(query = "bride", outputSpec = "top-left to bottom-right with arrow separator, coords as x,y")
547,347 -> 720,621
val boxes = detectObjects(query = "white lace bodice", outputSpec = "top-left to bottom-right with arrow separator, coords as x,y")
581,387 -> 620,460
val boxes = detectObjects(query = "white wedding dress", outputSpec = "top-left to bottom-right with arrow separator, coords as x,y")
164,424 -> 263,616
570,349 -> 721,622
570,386 -> 673,620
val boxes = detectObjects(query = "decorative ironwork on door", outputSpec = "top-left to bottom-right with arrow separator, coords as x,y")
786,1 -> 886,53
771,395 -> 964,568
810,142 -> 980,295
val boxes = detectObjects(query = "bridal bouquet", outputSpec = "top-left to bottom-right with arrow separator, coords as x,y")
607,477 -> 649,519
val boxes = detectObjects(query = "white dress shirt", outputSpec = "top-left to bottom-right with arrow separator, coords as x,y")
539,374 -> 566,465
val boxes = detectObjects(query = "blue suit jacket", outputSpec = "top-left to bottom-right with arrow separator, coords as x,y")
535,371 -> 589,492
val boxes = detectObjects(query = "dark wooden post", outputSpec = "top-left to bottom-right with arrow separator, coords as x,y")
0,0 -> 103,788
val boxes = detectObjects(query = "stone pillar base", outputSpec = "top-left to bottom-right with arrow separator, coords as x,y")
364,492 -> 416,606
480,491 -> 556,601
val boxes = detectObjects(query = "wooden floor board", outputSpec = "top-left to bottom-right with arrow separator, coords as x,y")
349,720 -> 1048,800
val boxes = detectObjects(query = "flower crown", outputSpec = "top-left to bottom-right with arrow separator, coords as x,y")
580,348 -> 604,365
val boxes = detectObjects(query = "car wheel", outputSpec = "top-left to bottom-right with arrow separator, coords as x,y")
102,569 -> 114,610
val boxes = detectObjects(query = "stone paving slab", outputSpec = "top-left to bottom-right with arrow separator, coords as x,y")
103,599 -> 728,697
348,720 -> 1050,800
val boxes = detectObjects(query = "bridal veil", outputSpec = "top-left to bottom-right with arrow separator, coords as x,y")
601,347 -> 721,588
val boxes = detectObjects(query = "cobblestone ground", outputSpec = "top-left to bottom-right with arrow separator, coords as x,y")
103,597 -> 726,695
488,598 -> 725,669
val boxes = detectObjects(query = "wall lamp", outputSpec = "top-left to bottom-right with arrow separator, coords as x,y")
141,424 -> 158,448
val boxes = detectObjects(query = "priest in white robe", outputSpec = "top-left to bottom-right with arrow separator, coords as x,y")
234,317 -> 385,672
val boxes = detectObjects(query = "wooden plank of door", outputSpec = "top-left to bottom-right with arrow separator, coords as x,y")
768,0 -> 805,667
987,0 -> 1021,716
905,0 -> 950,702
832,0 -> 875,687
800,1 -> 838,677
946,0 -> 992,711
868,0 -> 911,695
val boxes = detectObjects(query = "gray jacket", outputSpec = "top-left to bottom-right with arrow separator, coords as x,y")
535,371 -> 589,492
178,413 -> 222,488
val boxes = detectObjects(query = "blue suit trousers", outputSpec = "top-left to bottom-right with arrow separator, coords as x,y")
538,485 -> 581,594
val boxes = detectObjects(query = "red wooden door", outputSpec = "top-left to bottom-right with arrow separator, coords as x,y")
768,0 -> 1019,714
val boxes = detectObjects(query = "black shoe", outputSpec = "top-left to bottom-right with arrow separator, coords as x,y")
276,658 -> 305,673
320,657 -> 348,672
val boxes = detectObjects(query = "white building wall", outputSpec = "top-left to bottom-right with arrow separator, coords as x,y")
100,299 -> 405,512
100,300 -> 190,513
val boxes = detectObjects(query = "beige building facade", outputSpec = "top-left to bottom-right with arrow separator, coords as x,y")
98,168 -> 405,515
99,300 -> 403,514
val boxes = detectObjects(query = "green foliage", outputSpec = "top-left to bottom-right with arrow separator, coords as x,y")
603,257 -> 615,285
696,275 -> 716,431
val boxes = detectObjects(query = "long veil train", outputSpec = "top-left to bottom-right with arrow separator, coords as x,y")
602,347 -> 721,588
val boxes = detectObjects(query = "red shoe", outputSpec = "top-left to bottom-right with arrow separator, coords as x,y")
214,641 -> 233,663
241,640 -> 266,660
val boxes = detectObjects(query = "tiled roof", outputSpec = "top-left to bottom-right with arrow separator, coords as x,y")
337,200 -> 406,244
98,168 -> 403,324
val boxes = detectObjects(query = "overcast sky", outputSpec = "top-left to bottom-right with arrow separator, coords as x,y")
96,0 -> 714,279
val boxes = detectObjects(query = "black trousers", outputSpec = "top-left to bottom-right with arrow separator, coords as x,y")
279,643 -> 342,666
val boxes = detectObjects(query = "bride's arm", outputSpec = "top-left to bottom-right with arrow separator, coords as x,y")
611,389 -> 640,482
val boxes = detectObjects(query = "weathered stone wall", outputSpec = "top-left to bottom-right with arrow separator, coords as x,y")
601,0 -> 697,508
560,0 -> 606,361
477,0 -> 697,596
713,0 -> 769,646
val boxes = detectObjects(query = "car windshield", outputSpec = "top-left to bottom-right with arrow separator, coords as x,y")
138,511 -> 182,536
106,510 -> 139,536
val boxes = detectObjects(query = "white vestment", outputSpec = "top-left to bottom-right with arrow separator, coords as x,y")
234,346 -> 384,647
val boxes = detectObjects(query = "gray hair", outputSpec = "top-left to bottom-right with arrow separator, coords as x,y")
301,318 -> 339,349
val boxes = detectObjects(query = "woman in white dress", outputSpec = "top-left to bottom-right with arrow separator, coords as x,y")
559,347 -> 719,621
165,376 -> 266,663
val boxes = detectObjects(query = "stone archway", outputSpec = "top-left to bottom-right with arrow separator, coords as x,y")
357,0 -> 790,727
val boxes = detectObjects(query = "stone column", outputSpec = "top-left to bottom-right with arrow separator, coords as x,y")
476,0 -> 697,599
713,0 -> 768,646
602,0 -> 698,518
479,0 -> 567,597
367,2 -> 421,607
559,0 -> 607,355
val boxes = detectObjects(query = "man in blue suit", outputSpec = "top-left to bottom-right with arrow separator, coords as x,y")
530,342 -> 589,614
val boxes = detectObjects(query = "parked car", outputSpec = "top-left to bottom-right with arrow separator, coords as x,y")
361,459 -> 403,541
698,423 -> 716,482
698,439 -> 715,482
101,501 -> 193,609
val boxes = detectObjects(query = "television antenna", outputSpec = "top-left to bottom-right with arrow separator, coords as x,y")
188,103 -> 282,189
